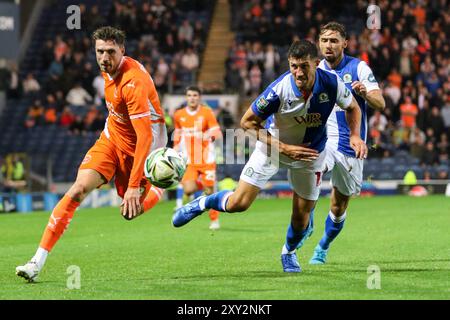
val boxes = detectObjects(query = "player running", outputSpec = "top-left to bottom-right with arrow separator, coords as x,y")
172,40 -> 368,272
173,86 -> 223,230
16,26 -> 167,282
308,22 -> 385,265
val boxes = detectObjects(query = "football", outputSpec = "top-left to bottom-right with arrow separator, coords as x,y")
144,147 -> 187,189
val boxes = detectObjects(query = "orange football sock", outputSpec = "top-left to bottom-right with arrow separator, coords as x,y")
39,194 -> 80,252
209,209 -> 220,221
143,186 -> 164,212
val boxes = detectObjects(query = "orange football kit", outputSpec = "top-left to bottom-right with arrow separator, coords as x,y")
173,105 -> 222,221
40,57 -> 166,252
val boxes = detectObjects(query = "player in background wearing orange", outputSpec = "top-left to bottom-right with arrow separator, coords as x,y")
173,86 -> 223,230
16,27 -> 167,282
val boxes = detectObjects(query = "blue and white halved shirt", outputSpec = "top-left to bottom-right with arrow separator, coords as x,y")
251,68 -> 353,168
319,54 -> 380,157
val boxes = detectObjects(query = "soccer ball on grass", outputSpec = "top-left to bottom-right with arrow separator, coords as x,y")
144,147 -> 187,189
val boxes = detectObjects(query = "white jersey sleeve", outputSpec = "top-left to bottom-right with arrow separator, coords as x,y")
357,61 -> 380,92
336,75 -> 353,110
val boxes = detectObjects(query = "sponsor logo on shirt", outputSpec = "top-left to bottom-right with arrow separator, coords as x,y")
368,73 -> 376,82
294,113 -> 322,127
344,88 -> 351,98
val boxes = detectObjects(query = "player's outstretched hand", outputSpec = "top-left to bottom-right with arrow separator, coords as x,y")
350,135 -> 368,160
281,143 -> 319,162
121,187 -> 142,220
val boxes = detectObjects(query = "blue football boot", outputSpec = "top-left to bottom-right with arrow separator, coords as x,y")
281,252 -> 302,273
309,244 -> 328,265
172,195 -> 206,227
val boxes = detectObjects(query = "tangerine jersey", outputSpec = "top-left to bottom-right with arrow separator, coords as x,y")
102,56 -> 165,188
173,105 -> 222,165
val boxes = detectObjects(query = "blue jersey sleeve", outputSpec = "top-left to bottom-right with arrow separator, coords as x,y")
251,87 -> 281,120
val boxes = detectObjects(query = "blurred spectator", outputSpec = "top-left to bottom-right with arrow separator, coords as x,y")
180,47 -> 199,82
384,81 -> 401,107
24,100 -> 44,128
40,40 -> 54,69
442,102 -> 450,129
400,96 -> 418,130
387,67 -> 403,88
22,73 -> 40,96
54,90 -> 66,113
423,170 -> 432,181
420,141 -> 439,166
84,106 -> 99,130
225,63 -> 243,93
48,56 -> 64,78
424,72 -> 441,96
59,107 -> 75,128
409,127 -> 426,159
426,106 -> 445,138
392,122 -> 409,150
7,63 -> 20,99
69,115 -> 87,136
53,35 -> 68,61
437,133 -> 449,158
89,111 -> 106,134
178,19 -> 194,48
44,94 -> 58,125
92,74 -> 105,106
398,50 -> 413,80
369,111 -> 388,140
1,154 -> 27,192
216,102 -> 235,130
66,82 -> 93,108
248,64 -> 262,98
424,127 -> 436,144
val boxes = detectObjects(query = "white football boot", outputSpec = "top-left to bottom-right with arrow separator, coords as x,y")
209,219 -> 220,231
16,261 -> 40,282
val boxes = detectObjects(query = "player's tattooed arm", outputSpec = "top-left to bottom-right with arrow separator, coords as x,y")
240,107 -> 318,161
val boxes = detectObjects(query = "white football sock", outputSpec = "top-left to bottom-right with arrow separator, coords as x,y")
31,247 -> 48,270
281,244 -> 295,255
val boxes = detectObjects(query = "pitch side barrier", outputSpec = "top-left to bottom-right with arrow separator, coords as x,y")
1,180 -> 449,213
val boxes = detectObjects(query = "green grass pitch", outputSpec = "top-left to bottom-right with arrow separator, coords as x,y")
1,195 -> 449,300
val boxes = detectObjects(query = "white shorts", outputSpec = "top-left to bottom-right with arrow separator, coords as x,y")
240,147 -> 327,201
324,145 -> 363,196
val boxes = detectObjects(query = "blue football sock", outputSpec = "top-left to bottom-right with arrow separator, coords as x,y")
175,184 -> 184,208
203,190 -> 233,212
319,211 -> 346,250
285,222 -> 311,252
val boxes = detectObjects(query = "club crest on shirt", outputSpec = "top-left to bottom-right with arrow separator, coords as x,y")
319,92 -> 330,103
82,154 -> 92,165
343,73 -> 352,83
256,97 -> 269,111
